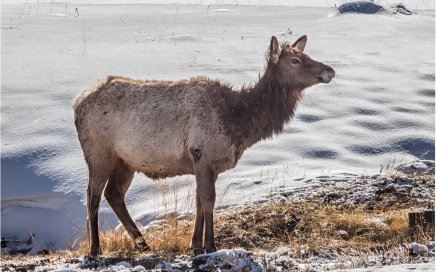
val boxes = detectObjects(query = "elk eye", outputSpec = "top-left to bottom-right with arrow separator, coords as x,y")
291,59 -> 300,64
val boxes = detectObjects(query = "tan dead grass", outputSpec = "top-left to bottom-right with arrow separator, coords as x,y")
74,174 -> 435,258
214,202 -> 415,256
73,201 -> 427,259
76,219 -> 194,258
144,217 -> 193,255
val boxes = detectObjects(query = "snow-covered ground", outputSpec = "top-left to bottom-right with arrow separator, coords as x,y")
2,243 -> 434,272
1,0 -> 434,262
1,172 -> 435,271
1,247 -> 435,272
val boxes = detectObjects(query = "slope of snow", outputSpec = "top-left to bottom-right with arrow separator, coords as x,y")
1,1 -> 434,253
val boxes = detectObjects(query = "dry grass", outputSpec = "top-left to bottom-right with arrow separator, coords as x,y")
214,202 -> 419,257
76,218 -> 194,258
71,173 -> 434,259
73,201 -> 431,259
144,216 -> 193,255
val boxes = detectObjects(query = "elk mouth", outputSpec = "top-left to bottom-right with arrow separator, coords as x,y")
318,76 -> 332,83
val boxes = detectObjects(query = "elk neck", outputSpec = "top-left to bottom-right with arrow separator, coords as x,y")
227,63 -> 305,152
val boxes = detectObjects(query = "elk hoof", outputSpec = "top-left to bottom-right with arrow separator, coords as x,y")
134,237 -> 151,252
205,245 -> 217,254
89,245 -> 102,257
192,255 -> 208,266
83,255 -> 101,269
192,247 -> 205,256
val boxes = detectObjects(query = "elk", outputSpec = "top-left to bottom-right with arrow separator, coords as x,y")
73,35 -> 335,256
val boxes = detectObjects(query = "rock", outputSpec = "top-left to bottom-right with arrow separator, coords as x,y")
338,1 -> 384,14
397,176 -> 415,185
397,160 -> 435,175
409,242 -> 429,255
429,242 -> 435,257
391,4 -> 414,15
116,261 -> 132,268
132,258 -> 159,269
279,196 -> 287,204
337,230 -> 349,240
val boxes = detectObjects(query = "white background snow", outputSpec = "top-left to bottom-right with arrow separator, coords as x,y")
1,0 -> 434,260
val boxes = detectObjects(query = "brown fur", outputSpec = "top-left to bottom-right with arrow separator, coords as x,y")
73,35 -> 335,256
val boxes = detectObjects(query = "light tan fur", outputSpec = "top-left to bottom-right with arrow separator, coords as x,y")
73,36 -> 335,256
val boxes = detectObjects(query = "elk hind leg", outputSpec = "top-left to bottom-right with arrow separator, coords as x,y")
87,168 -> 110,256
104,161 -> 150,252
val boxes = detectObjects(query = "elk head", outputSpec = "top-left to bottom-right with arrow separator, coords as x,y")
268,35 -> 335,90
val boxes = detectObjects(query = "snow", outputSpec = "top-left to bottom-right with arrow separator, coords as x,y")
2,247 -> 435,271
1,0 -> 434,269
334,261 -> 436,272
132,265 -> 145,272
192,249 -> 270,271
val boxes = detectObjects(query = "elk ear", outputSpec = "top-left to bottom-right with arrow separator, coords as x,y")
269,36 -> 281,64
292,35 -> 307,52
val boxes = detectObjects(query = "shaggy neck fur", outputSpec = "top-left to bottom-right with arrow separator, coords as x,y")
227,61 -> 305,151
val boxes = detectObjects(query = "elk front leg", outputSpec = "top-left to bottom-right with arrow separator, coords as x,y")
191,190 -> 205,256
191,160 -> 217,255
203,186 -> 217,254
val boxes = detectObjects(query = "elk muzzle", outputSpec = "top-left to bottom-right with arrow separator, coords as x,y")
319,66 -> 335,83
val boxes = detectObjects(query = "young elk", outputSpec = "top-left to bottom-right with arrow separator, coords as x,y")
73,35 -> 335,256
